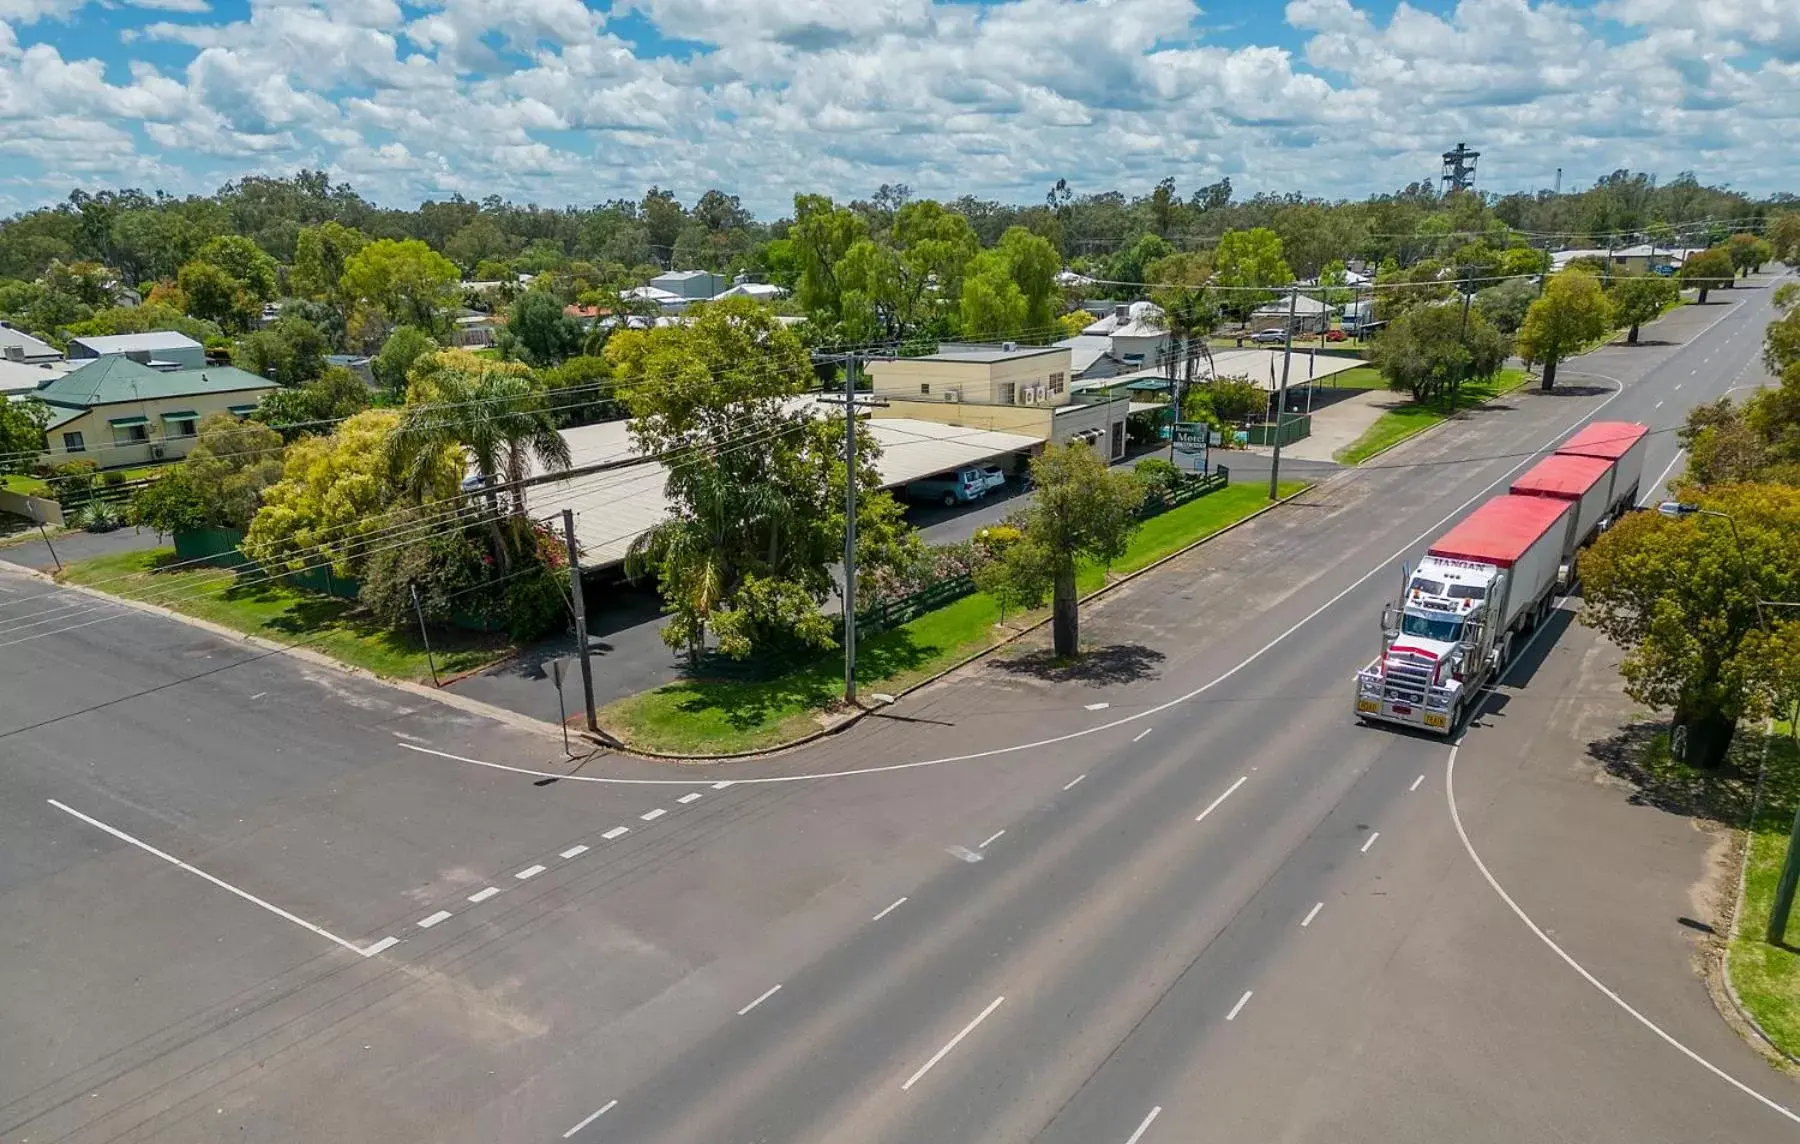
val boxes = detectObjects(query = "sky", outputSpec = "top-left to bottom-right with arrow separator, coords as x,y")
0,0 -> 1797,219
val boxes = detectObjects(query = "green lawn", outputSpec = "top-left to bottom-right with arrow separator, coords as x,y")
1318,365 -> 1386,391
2,473 -> 51,496
603,479 -> 1306,755
59,548 -> 512,685
1335,367 -> 1532,466
1729,723 -> 1800,1059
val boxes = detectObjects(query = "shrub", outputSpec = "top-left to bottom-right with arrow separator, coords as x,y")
1134,457 -> 1184,505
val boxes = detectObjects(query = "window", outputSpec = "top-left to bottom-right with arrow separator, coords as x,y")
171,419 -> 198,438
1049,372 -> 1066,394
997,381 -> 1016,404
920,383 -> 931,395
112,423 -> 149,447
62,431 -> 85,453
1401,613 -> 1463,643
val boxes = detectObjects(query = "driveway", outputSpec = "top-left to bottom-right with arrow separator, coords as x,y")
0,524 -> 166,573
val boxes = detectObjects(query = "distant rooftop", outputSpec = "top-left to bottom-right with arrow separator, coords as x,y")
39,355 -> 273,412
916,343 -> 1066,364
68,331 -> 203,356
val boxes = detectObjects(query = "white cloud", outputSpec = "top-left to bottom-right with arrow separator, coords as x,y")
126,0 -> 212,12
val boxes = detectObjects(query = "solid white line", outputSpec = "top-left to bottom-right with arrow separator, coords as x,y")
360,936 -> 399,957
1123,1106 -> 1162,1144
737,983 -> 782,1015
1226,990 -> 1253,1021
47,799 -> 367,957
395,370 -> 1633,792
640,808 -> 666,822
248,691 -> 267,700
560,844 -> 589,859
711,781 -> 734,789
1132,728 -> 1152,743
947,845 -> 983,863
562,1099 -> 617,1138
1410,773 -> 1425,792
1085,702 -> 1111,711
1445,744 -> 1800,1125
901,995 -> 1005,1091
1195,776 -> 1248,823
418,910 -> 452,929
1639,448 -> 1686,507
978,829 -> 1006,849
468,886 -> 501,903
602,826 -> 630,839
677,792 -> 703,804
1360,831 -> 1380,854
1301,902 -> 1323,928
1064,773 -> 1086,791
515,864 -> 546,879
872,896 -> 908,922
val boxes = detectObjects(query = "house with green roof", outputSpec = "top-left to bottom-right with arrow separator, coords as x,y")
36,355 -> 277,469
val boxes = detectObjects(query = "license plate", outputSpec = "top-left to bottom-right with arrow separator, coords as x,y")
1424,713 -> 1447,728
1357,700 -> 1379,713
1391,704 -> 1412,715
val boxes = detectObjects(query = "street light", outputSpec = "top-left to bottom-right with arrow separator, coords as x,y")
1659,501 -> 1799,945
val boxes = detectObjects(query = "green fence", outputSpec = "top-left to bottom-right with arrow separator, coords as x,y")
853,574 -> 978,640
171,527 -> 359,599
1244,414 -> 1311,447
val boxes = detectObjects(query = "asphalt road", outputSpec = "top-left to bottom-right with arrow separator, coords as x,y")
1,274 -> 1794,1143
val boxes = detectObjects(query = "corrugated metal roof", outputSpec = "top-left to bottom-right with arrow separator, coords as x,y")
38,356 -> 274,409
69,331 -> 202,355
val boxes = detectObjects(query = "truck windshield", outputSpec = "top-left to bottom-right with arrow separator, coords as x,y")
1401,613 -> 1463,643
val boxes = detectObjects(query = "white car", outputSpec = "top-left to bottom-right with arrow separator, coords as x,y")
977,464 -> 1008,492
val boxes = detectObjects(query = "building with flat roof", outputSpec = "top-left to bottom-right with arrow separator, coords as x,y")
67,331 -> 206,370
650,270 -> 726,300
1,321 -> 61,364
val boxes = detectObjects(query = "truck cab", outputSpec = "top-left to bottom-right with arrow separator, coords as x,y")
1355,558 -> 1506,733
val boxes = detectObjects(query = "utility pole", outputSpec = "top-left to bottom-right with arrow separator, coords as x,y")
1451,276 -> 1473,412
409,582 -> 439,688
1268,286 -> 1299,502
561,508 -> 597,732
841,353 -> 859,705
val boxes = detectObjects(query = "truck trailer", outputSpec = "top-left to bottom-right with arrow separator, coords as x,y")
1555,420 -> 1649,517
1354,494 -> 1574,735
1509,453 -> 1616,584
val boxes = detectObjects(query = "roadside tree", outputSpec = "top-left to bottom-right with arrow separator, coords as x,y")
179,413 -> 287,529
979,442 -> 1142,658
1679,248 -> 1734,303
1516,270 -> 1612,391
1207,376 -> 1267,426
1608,273 -> 1678,345
1727,232 -> 1768,277
1211,227 -> 1292,318
339,238 -> 461,331
1474,276 -> 1539,335
1371,300 -> 1510,407
1769,214 -> 1800,266
1579,483 -> 1800,767
0,398 -> 48,475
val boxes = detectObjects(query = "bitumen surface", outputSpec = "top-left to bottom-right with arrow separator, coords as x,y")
1,274 -> 1796,1143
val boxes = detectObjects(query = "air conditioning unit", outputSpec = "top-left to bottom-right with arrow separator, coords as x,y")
149,444 -> 165,460
1034,384 -> 1046,403
944,389 -> 961,403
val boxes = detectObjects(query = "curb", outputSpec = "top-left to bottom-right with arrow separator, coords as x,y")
1335,368 -> 1541,467
1715,725 -> 1800,1067
2,557 -> 571,747
602,481 -> 1316,763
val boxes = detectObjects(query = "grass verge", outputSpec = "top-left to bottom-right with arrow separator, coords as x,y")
1334,366 -> 1531,466
603,480 -> 1306,755
59,547 -> 512,685
2,473 -> 51,496
1729,721 -> 1800,1059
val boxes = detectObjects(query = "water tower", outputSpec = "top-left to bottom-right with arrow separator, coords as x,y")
1441,143 -> 1480,193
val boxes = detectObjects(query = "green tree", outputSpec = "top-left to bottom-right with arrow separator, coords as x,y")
388,348 -> 571,528
541,354 -> 616,427
1105,233 -> 1175,297
445,216 -> 516,273
181,412 -> 287,529
0,397 -> 49,475
1207,376 -> 1267,425
244,408 -> 457,577
1679,247 -> 1735,303
958,251 -> 1028,340
238,314 -> 330,387
1474,276 -> 1540,335
1147,260 -> 1219,386
1579,483 -> 1800,766
994,226 -> 1061,334
177,235 -> 277,332
1371,300 -> 1510,407
65,302 -> 222,346
788,194 -> 868,325
1726,232 -> 1766,278
982,442 -> 1143,657
1768,214 -> 1800,266
339,238 -> 461,330
1211,227 -> 1293,318
128,464 -> 209,537
373,325 -> 439,397
291,221 -> 368,302
1609,273 -> 1678,345
1516,270 -> 1613,391
508,289 -> 582,366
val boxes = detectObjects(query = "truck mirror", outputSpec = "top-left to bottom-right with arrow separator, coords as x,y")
1381,604 -> 1396,630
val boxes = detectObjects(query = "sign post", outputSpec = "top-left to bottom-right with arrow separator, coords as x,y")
1172,421 -> 1210,476
551,659 -> 570,756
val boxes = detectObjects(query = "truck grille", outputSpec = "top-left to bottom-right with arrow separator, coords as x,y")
1382,657 -> 1434,705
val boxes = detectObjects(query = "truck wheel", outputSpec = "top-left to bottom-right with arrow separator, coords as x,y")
1499,633 -> 1514,670
943,491 -> 958,507
1449,700 -> 1464,733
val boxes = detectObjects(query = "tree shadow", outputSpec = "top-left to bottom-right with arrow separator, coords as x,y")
1587,720 -> 1800,830
1538,384 -> 1612,398
669,628 -> 944,732
1619,339 -> 1679,348
992,643 -> 1167,685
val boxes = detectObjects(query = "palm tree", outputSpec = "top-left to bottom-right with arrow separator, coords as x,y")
387,350 -> 572,566
1149,283 -> 1221,412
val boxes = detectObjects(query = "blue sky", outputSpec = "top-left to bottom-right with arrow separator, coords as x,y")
1,0 -> 1796,217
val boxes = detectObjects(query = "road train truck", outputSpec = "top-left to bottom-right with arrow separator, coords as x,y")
1353,420 -> 1649,735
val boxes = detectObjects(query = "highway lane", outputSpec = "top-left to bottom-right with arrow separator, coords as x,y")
519,275 -> 1794,1142
2,275 -> 1788,1143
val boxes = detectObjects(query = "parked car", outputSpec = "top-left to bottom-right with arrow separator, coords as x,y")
1250,328 -> 1288,344
1322,328 -> 1348,342
977,464 -> 1008,492
905,467 -> 987,506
